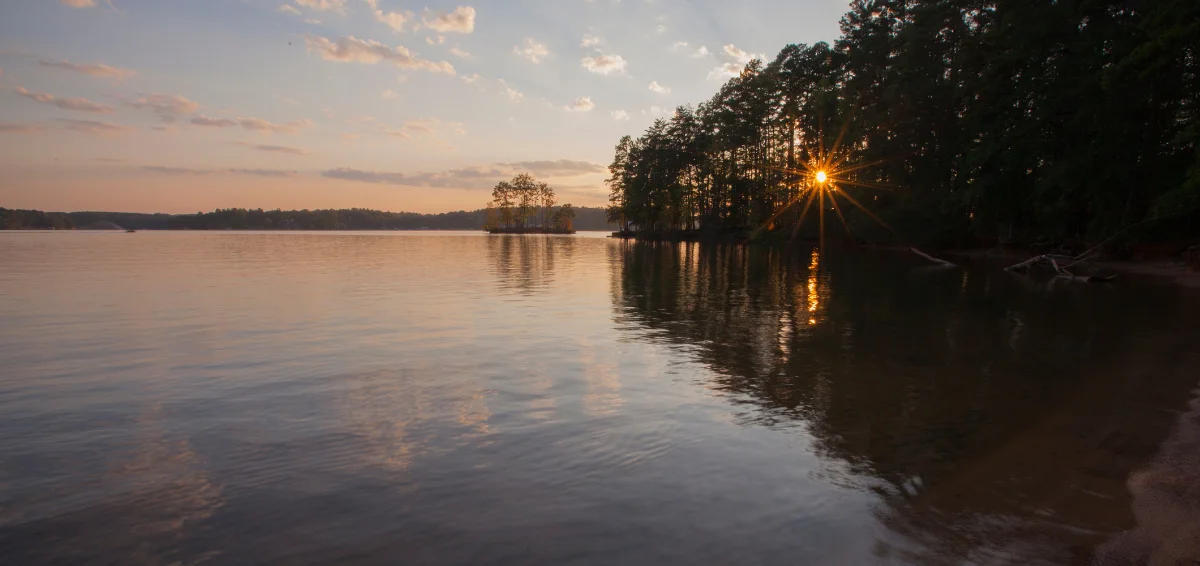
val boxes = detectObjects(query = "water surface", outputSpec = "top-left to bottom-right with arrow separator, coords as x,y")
1,231 -> 1197,565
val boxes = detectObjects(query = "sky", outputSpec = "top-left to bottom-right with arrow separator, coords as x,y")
0,0 -> 849,214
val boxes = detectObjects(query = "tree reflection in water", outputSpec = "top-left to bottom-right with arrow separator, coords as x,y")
612,240 -> 1200,565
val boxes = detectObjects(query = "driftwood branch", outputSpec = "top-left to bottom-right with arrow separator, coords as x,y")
1004,253 -> 1114,282
909,247 -> 955,266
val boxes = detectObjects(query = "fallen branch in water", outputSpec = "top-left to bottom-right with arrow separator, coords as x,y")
1005,253 -> 1115,282
909,247 -> 955,266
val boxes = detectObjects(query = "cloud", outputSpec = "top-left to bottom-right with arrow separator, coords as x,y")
294,0 -> 346,11
708,62 -> 745,80
611,110 -> 629,121
58,118 -> 135,135
39,59 -> 136,80
425,36 -> 445,45
60,0 -> 96,7
190,115 -> 313,133
460,73 -> 480,83
341,133 -> 359,140
449,47 -> 471,59
190,115 -> 237,127
237,117 -> 313,134
497,79 -> 523,103
322,159 -> 603,189
422,6 -> 475,34
229,168 -> 299,177
671,41 -> 688,50
403,118 -> 437,134
278,4 -> 302,15
305,18 -> 321,24
655,24 -> 667,33
581,53 -> 627,75
723,44 -> 759,63
648,81 -> 670,94
513,38 -> 549,64
305,35 -> 455,75
0,122 -> 43,134
382,118 -> 464,138
143,166 -> 212,175
381,89 -> 398,99
15,87 -> 114,113
142,166 -> 298,177
565,96 -> 595,112
253,144 -> 308,155
365,0 -> 412,32
693,46 -> 710,58
581,34 -> 602,47
502,159 -> 604,176
129,93 -> 200,120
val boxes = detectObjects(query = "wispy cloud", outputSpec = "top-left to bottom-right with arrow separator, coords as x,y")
129,94 -> 200,121
449,47 -> 471,59
39,59 -> 136,80
648,81 -> 670,94
513,38 -> 549,64
581,34 -> 603,48
305,35 -> 455,75
422,6 -> 475,33
15,87 -> 115,113
143,166 -> 299,177
229,168 -> 300,177
365,0 -> 412,32
58,118 -> 135,135
293,0 -> 346,11
502,159 -> 604,176
252,144 -> 308,155
565,96 -> 595,112
60,0 -> 96,7
382,117 -> 465,138
278,4 -> 302,15
581,53 -> 627,75
611,110 -> 629,121
0,122 -> 43,134
190,115 -> 314,134
322,159 -> 604,188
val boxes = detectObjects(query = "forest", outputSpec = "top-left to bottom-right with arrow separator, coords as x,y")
0,206 -> 613,231
605,0 -> 1199,251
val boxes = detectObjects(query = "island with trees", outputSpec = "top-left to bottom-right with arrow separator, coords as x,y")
603,0 -> 1199,258
483,174 -> 578,234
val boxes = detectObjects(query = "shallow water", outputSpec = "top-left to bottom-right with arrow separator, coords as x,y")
1,231 -> 1197,565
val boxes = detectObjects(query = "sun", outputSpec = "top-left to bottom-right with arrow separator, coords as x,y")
752,119 -> 897,256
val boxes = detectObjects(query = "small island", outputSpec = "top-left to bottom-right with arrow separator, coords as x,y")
483,174 -> 576,234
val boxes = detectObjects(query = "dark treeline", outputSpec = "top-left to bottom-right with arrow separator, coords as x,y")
606,0 -> 1199,249
1,206 -> 615,231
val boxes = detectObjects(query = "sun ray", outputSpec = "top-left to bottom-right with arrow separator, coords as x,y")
835,188 -> 895,236
828,188 -> 854,238
788,189 -> 819,244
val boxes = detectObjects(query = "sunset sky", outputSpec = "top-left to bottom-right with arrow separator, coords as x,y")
1,0 -> 846,214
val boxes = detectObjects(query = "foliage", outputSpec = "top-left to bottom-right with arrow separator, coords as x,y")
606,0 -> 1200,248
485,173 -> 580,232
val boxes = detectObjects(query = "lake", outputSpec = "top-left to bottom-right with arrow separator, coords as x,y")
1,231 -> 1198,565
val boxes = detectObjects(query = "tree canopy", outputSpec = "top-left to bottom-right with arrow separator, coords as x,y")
606,0 -> 1199,249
